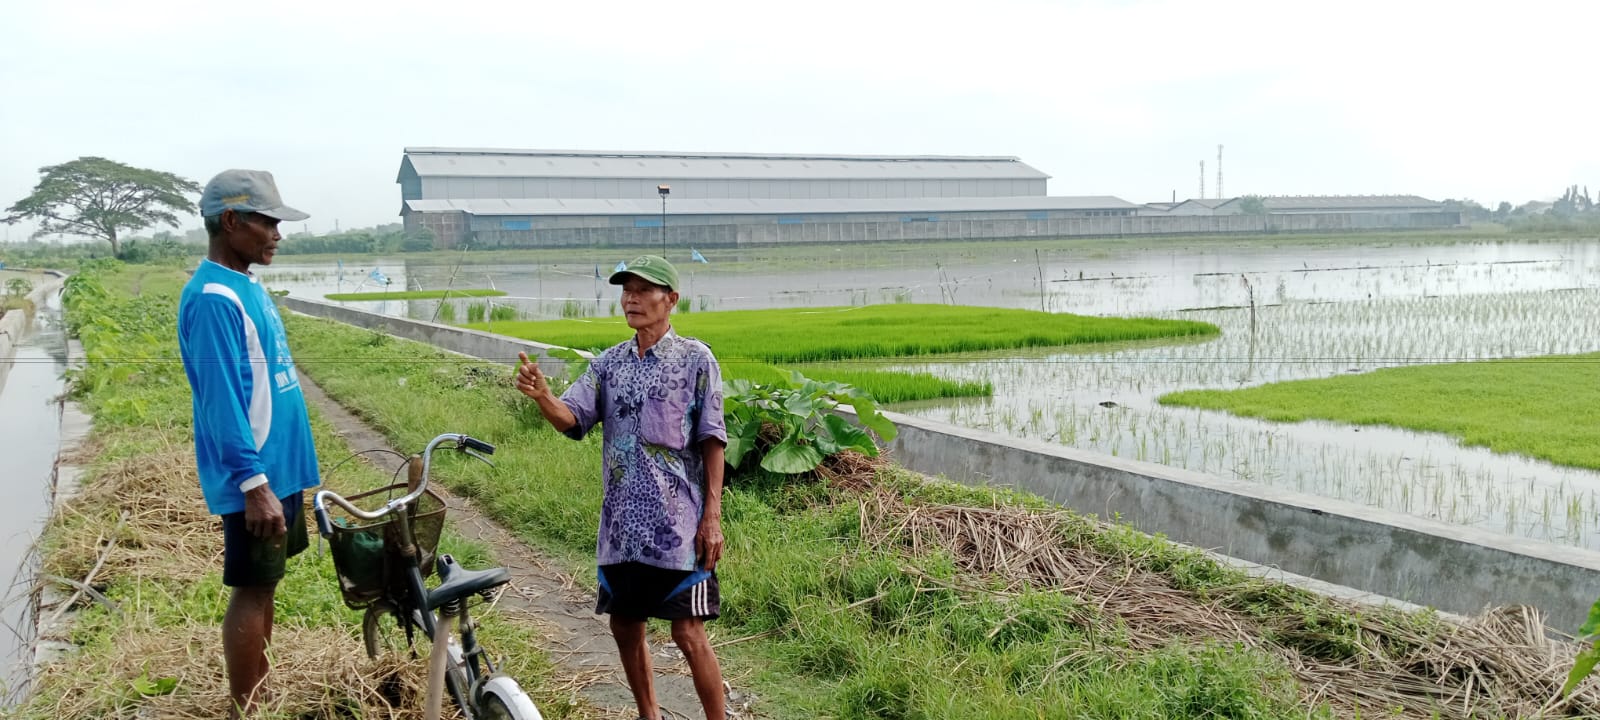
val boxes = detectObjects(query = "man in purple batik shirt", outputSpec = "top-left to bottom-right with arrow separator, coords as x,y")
515,255 -> 728,720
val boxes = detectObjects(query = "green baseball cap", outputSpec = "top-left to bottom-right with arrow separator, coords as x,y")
609,255 -> 680,292
199,169 -> 309,221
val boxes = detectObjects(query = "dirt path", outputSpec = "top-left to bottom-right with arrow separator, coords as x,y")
300,377 -> 724,720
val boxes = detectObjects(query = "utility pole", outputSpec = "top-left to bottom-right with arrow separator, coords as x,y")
1199,161 -> 1206,200
1217,144 -> 1224,199
657,185 -> 671,256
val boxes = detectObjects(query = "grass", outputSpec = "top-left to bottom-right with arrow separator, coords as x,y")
36,262 -> 1583,718
324,288 -> 506,301
470,304 -> 1212,404
15,263 -> 573,719
1159,352 -> 1600,471
288,313 -> 1341,718
481,304 -> 1218,364
287,309 -> 1589,719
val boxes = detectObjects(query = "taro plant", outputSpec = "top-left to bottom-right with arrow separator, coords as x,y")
724,371 -> 897,475
1564,600 -> 1600,697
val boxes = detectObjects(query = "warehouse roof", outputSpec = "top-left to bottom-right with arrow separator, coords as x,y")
399,147 -> 1050,182
403,195 -> 1139,217
1252,195 -> 1441,210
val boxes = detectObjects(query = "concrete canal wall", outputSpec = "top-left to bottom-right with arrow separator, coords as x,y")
0,275 -> 64,366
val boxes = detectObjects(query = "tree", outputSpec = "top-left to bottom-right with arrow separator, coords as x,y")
3,157 -> 199,258
1237,195 -> 1268,215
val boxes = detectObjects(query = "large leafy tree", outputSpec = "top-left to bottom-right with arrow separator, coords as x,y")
3,157 -> 200,258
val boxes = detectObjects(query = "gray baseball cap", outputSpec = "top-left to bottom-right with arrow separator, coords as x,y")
199,169 -> 309,221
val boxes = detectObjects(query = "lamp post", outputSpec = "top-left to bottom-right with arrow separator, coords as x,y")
657,185 -> 670,257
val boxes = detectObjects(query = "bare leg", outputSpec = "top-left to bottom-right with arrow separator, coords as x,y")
223,584 -> 277,719
611,615 -> 660,720
671,618 -> 726,720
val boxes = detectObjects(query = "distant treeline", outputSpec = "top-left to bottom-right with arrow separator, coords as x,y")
1445,185 -> 1600,229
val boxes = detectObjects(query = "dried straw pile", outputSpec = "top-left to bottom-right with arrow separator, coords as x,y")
28,624 -> 441,720
45,438 -> 219,586
855,487 -> 1600,719
25,434 -> 468,719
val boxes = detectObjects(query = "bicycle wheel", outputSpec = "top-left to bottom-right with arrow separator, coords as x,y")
478,694 -> 516,720
362,603 -> 410,659
476,675 -> 543,720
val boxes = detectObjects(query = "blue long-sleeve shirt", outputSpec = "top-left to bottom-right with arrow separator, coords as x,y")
178,259 -> 319,515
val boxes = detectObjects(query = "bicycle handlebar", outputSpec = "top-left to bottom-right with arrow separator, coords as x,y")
313,433 -> 495,538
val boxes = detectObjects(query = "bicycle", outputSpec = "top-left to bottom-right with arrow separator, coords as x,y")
313,432 -> 542,720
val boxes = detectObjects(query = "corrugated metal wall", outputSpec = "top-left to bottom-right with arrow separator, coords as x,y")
417,176 -> 1045,201
450,211 -> 1461,249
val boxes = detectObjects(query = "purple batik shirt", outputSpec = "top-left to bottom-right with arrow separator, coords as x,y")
558,329 -> 727,571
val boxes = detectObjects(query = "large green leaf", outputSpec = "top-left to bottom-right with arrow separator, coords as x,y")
811,417 -> 844,456
823,413 -> 879,456
724,417 -> 760,469
761,439 -> 825,474
848,396 -> 898,442
1579,597 -> 1600,640
1565,642 -> 1600,697
783,392 -> 821,418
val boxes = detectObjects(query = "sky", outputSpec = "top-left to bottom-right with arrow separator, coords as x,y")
2,0 -> 1598,237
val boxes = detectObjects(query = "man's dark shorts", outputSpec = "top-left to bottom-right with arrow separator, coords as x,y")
221,491 -> 307,588
597,562 -> 720,620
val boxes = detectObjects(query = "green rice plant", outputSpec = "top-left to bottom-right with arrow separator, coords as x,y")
1158,352 -> 1600,472
677,296 -> 691,314
325,288 -> 505,301
435,301 -> 457,323
466,302 -> 486,324
559,299 -> 587,319
489,304 -> 518,322
475,304 -> 1219,365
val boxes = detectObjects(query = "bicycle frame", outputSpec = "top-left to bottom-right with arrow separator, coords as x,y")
315,433 -> 502,719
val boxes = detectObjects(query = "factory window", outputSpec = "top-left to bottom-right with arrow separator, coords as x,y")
1026,211 -> 1048,220
501,219 -> 532,230
634,218 -> 663,228
777,216 -> 806,224
900,215 -> 938,223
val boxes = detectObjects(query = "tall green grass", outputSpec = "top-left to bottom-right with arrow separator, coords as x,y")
480,304 -> 1218,364
1160,352 -> 1600,470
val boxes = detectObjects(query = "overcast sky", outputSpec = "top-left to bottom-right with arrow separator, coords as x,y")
3,0 -> 1597,237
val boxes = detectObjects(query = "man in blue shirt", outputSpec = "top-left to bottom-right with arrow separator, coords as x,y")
177,169 -> 317,719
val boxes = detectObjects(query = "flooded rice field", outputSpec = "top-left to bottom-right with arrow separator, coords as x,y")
259,238 -> 1600,548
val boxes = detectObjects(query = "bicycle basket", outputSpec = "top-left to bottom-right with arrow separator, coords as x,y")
325,483 -> 448,610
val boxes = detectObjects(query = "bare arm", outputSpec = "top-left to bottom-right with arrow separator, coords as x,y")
515,351 -> 577,432
696,437 -> 726,570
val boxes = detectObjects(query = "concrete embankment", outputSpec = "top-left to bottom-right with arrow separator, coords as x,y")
0,274 -> 65,366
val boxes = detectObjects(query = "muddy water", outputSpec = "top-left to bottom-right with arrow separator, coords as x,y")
0,294 -> 66,701
258,238 -> 1600,548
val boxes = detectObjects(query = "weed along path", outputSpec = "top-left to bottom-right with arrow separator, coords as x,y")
297,376 -> 714,719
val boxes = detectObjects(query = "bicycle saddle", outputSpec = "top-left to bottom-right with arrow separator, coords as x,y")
428,554 -> 511,610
